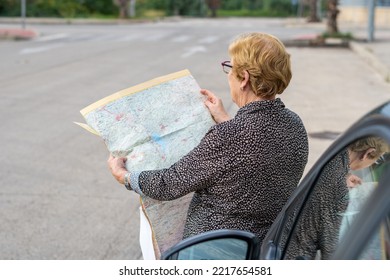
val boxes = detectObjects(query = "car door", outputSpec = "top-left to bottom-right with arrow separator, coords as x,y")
260,101 -> 390,260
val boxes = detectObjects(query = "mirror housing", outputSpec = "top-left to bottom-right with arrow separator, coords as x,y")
161,229 -> 260,260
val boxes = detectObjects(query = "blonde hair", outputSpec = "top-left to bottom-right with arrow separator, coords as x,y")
228,32 -> 292,98
349,136 -> 390,160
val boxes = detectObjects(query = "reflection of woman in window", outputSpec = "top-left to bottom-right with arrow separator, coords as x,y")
347,138 -> 389,188
286,137 -> 388,260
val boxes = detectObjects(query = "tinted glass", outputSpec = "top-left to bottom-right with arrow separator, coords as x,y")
176,238 -> 249,260
284,136 -> 390,259
356,212 -> 390,259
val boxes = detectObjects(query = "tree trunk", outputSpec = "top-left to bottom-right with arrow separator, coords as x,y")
327,0 -> 339,34
308,0 -> 320,22
206,0 -> 220,18
114,0 -> 129,19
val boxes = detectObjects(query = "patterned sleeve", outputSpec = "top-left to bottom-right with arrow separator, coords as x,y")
136,125 -> 230,201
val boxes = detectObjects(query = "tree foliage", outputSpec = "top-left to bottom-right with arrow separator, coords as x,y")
0,0 -> 117,17
0,0 -> 309,18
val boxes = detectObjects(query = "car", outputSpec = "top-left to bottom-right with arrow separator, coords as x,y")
161,101 -> 390,260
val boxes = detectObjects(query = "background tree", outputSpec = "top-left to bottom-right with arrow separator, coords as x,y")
113,0 -> 130,18
83,0 -> 117,15
307,0 -> 320,22
327,0 -> 339,34
206,0 -> 220,17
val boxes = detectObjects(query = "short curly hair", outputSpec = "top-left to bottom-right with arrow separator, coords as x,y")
349,136 -> 390,160
228,32 -> 292,98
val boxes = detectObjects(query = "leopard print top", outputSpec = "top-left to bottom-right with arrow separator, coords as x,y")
137,98 -> 309,243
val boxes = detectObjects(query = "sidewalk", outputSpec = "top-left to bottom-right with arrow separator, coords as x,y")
338,21 -> 390,83
348,28 -> 390,83
284,18 -> 390,83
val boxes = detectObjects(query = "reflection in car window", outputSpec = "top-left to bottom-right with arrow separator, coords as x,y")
355,154 -> 390,260
356,211 -> 390,260
383,214 -> 390,259
284,136 -> 389,260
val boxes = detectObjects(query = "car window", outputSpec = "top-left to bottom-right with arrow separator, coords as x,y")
355,212 -> 390,260
354,154 -> 390,260
174,238 -> 249,260
283,136 -> 390,260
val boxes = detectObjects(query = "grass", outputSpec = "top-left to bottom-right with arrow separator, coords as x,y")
217,9 -> 294,18
321,31 -> 354,40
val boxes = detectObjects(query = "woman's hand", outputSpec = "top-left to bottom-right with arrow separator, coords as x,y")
107,154 -> 128,184
200,89 -> 230,124
346,173 -> 362,188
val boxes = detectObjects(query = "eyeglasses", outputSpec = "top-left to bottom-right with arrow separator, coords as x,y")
221,60 -> 232,74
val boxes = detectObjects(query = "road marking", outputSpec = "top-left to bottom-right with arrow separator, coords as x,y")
34,33 -> 68,42
90,34 -> 120,42
181,45 -> 207,58
144,33 -> 169,42
198,35 -> 219,44
172,35 -> 191,43
20,44 -> 64,55
117,34 -> 142,42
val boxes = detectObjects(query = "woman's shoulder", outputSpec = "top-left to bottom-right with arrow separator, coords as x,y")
214,117 -> 241,134
202,119 -> 240,144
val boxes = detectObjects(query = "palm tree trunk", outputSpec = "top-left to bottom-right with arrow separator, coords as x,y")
308,0 -> 320,22
327,0 -> 339,34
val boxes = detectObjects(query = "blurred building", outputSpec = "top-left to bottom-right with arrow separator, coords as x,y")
339,0 -> 390,27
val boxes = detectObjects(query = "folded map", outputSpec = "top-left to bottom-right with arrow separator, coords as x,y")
76,69 -> 215,259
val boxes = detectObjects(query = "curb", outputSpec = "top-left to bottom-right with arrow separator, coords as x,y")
349,41 -> 390,83
283,34 -> 390,83
0,28 -> 38,40
283,34 -> 350,48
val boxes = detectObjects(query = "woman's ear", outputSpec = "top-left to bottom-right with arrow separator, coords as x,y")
362,147 -> 376,160
240,70 -> 250,90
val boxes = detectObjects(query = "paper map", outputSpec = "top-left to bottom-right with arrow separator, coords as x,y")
76,69 -> 215,259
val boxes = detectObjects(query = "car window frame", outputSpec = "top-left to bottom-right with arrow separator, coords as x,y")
161,229 -> 261,260
261,112 -> 390,260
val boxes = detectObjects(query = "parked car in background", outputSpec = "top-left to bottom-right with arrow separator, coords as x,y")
162,101 -> 390,260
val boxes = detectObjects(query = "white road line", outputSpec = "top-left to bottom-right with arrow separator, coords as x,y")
88,34 -> 122,42
19,44 -> 64,55
172,35 -> 191,43
34,33 -> 69,42
144,33 -> 169,42
117,34 -> 142,42
181,45 -> 207,58
198,36 -> 219,44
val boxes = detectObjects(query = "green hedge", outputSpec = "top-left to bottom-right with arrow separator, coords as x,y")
0,0 -> 296,18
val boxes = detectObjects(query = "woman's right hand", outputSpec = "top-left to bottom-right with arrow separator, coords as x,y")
200,89 -> 230,124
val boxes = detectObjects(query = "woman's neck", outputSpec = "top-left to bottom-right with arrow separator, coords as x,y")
238,91 -> 275,107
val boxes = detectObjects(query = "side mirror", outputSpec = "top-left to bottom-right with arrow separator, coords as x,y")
161,229 -> 260,260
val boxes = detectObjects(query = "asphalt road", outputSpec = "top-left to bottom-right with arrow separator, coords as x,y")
1,17 -> 389,260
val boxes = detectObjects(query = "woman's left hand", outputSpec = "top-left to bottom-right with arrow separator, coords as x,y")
200,89 -> 230,123
107,154 -> 128,184
346,173 -> 362,188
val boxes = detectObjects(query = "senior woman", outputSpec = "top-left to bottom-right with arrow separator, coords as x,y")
108,32 -> 309,244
